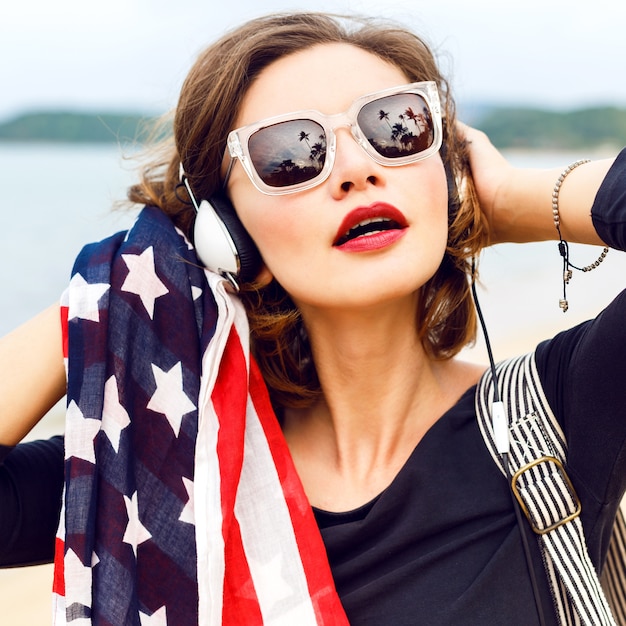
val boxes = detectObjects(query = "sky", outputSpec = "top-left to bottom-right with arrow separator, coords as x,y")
1,0 -> 625,121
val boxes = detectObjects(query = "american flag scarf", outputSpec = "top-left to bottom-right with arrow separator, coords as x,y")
53,206 -> 348,625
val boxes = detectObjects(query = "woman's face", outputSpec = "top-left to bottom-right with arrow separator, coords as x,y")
227,43 -> 449,314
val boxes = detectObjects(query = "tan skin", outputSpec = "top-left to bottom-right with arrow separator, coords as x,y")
0,304 -> 65,444
0,45 -> 615,516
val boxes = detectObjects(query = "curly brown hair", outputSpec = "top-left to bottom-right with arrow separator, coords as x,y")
128,12 -> 488,410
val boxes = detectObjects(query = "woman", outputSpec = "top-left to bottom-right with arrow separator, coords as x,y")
1,11 -> 624,625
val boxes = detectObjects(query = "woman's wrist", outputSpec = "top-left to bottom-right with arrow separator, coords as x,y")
489,167 -> 556,245
491,160 -> 613,246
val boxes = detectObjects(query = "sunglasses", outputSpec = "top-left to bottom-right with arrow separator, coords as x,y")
223,81 -> 442,195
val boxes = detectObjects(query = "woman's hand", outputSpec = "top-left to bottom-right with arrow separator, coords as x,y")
459,123 -> 515,243
459,122 -> 613,246
0,305 -> 66,446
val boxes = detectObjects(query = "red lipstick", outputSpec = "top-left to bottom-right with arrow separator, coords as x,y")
333,202 -> 408,252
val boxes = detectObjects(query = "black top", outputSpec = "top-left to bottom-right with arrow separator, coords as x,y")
2,150 -> 626,624
0,435 -> 64,566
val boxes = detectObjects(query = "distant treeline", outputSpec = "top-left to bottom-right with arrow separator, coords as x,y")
0,111 -> 161,144
1,107 -> 626,150
475,106 -> 626,150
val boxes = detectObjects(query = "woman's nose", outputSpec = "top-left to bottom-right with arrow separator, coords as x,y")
326,128 -> 385,197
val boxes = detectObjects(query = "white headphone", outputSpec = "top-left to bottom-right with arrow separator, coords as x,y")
179,164 -> 262,287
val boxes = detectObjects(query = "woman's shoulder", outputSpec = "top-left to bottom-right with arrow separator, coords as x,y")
440,358 -> 487,399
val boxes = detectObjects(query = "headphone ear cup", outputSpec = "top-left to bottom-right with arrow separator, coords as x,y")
193,193 -> 263,283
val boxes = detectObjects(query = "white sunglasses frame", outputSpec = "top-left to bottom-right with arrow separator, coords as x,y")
223,81 -> 443,196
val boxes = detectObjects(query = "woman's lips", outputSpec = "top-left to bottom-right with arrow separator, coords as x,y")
333,202 -> 408,251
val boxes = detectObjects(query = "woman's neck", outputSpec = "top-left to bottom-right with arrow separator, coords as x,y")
282,300 -> 485,511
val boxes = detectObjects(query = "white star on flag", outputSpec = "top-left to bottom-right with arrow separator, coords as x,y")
123,491 -> 152,557
68,273 -> 110,323
140,605 -> 168,625
64,548 -> 93,610
65,400 -> 101,463
147,362 -> 196,436
102,376 -> 131,453
121,247 -> 169,319
179,476 -> 195,524
249,553 -> 295,614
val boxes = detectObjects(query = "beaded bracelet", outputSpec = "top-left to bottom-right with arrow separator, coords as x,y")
552,159 -> 609,312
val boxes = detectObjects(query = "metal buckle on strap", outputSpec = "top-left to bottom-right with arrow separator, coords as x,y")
510,456 -> 582,535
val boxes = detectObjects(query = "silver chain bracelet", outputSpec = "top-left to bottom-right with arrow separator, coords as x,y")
552,159 -> 609,312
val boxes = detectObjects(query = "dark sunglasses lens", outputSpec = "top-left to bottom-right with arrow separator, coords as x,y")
248,119 -> 327,188
358,93 -> 435,158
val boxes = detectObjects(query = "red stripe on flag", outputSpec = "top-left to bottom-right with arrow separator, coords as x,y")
211,325 -> 261,618
52,537 -> 66,596
212,325 -> 247,524
222,515 -> 264,626
60,305 -> 69,359
248,358 -> 349,625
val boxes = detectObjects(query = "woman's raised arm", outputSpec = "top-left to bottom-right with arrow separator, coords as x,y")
0,304 -> 66,446
462,124 -> 616,246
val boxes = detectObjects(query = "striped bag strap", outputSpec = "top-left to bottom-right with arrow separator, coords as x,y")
602,506 -> 626,625
476,351 -> 624,626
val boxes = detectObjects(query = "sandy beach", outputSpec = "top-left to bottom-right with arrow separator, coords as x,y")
0,564 -> 54,625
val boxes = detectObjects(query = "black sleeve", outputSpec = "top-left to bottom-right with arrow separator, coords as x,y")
591,148 -> 626,249
0,435 -> 65,567
535,148 -> 626,565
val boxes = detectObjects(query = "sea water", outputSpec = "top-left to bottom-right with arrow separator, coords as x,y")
0,143 -> 139,336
